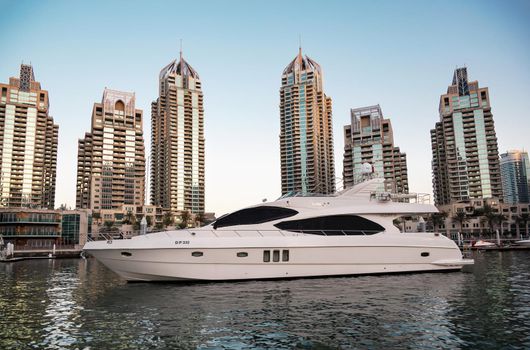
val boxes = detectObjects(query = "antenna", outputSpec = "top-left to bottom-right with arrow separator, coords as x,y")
179,38 -> 183,60
298,34 -> 302,54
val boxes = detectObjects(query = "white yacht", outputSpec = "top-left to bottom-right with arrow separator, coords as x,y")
83,178 -> 473,281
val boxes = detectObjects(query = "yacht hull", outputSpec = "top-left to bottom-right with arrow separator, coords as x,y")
84,235 -> 471,282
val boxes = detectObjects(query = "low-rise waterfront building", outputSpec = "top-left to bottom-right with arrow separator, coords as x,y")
0,208 -> 91,249
433,199 -> 530,239
93,204 -> 165,231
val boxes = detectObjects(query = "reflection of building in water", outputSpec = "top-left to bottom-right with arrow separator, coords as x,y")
42,262 -> 83,348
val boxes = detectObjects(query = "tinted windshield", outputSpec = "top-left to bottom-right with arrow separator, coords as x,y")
274,215 -> 384,235
213,206 -> 299,229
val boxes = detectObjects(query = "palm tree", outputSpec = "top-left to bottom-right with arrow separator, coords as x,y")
103,220 -> 114,232
514,215 -> 523,239
92,211 -> 101,226
146,216 -> 153,227
519,213 -> 530,237
194,213 -> 205,227
453,211 -> 468,236
482,204 -> 498,234
163,212 -> 175,228
431,211 -> 447,234
178,211 -> 190,229
122,210 -> 136,225
496,213 -> 508,236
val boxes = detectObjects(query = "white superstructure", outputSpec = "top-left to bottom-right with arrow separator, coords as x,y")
83,178 -> 473,282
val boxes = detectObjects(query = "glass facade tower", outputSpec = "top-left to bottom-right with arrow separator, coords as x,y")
430,67 -> 503,205
0,64 -> 59,209
279,48 -> 335,195
343,105 -> 408,192
500,150 -> 530,204
151,52 -> 205,214
76,89 -> 145,210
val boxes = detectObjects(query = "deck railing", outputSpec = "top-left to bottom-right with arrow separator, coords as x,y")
88,229 -> 384,241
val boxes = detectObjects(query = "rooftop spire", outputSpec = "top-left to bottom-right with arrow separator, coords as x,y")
179,38 -> 183,62
298,35 -> 303,66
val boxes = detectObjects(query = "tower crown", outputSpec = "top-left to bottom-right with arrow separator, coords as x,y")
282,48 -> 321,75
452,67 -> 469,96
19,64 -> 35,91
159,56 -> 199,80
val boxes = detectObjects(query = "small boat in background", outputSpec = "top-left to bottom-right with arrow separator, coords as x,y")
514,239 -> 530,247
473,240 -> 496,248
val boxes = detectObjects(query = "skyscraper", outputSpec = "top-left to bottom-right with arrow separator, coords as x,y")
431,67 -> 502,205
279,48 -> 335,195
343,105 -> 408,193
151,52 -> 205,214
500,150 -> 530,204
0,64 -> 58,209
76,88 -> 145,210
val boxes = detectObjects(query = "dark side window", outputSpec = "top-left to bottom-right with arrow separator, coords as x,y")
274,215 -> 384,235
213,206 -> 298,229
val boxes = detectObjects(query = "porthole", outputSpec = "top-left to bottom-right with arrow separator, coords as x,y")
121,252 -> 132,257
237,252 -> 248,258
421,252 -> 430,257
192,251 -> 204,257
282,250 -> 289,262
263,250 -> 270,262
273,250 -> 280,262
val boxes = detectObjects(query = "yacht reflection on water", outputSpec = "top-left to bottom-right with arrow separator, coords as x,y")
84,178 -> 472,282
1,253 -> 529,349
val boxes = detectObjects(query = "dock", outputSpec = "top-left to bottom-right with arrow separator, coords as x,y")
0,248 -> 82,262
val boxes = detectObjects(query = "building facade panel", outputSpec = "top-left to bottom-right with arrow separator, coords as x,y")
279,48 -> 335,195
151,53 -> 205,214
0,64 -> 58,209
500,150 -> 530,204
76,89 -> 145,211
430,67 -> 502,205
342,104 -> 408,193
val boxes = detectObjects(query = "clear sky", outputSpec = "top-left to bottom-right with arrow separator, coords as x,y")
1,0 -> 529,215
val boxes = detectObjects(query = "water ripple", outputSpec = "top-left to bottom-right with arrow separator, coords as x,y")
1,252 -> 530,349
